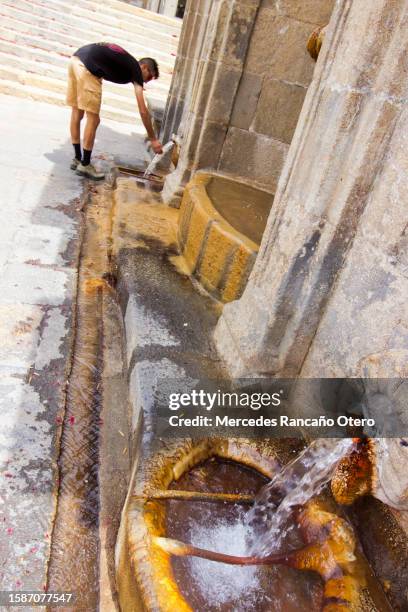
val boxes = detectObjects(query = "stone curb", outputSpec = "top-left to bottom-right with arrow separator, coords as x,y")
110,179 -> 225,608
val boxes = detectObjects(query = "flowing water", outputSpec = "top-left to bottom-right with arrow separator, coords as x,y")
46,184 -> 111,610
143,141 -> 175,177
245,438 -> 356,556
165,446 -> 394,611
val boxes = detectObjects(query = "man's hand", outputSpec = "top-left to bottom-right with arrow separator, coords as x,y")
151,139 -> 163,154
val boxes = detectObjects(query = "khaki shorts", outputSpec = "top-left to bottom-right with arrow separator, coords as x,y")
66,55 -> 102,114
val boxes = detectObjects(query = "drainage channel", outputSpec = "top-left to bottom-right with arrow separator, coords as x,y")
46,180 -> 111,610
115,166 -> 164,193
46,167 -> 165,610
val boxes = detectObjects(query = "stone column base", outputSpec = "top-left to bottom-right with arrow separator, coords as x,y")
161,161 -> 193,208
213,313 -> 249,377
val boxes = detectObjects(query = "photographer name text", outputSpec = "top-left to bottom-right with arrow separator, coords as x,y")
167,415 -> 375,428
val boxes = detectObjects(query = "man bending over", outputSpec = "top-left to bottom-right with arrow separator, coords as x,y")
66,42 -> 163,180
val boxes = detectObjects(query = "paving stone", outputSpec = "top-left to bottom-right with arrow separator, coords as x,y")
0,376 -> 54,592
34,307 -> 68,370
0,304 -> 43,369
0,263 -> 73,306
11,225 -> 75,267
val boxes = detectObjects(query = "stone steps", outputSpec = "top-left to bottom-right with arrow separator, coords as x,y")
0,66 -> 147,114
53,0 -> 180,38
0,14 -> 173,72
0,41 -> 166,125
0,5 -> 174,74
0,4 -> 177,70
0,38 -> 170,98
0,0 -> 179,51
0,50 -> 167,102
0,78 -> 146,129
82,0 -> 180,30
0,0 -> 180,127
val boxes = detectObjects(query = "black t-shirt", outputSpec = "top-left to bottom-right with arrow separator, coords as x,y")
74,43 -> 143,85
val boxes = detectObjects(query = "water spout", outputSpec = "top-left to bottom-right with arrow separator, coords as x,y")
144,141 -> 175,178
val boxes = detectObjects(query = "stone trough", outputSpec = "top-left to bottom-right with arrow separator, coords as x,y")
177,172 -> 273,302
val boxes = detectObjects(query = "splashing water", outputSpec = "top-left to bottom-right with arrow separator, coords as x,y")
167,458 -> 323,611
187,509 -> 261,610
245,438 -> 356,557
144,141 -> 175,177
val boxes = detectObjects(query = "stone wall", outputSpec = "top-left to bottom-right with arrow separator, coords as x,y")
214,0 -> 408,380
161,0 -> 334,205
162,0 -> 260,206
161,0 -> 214,144
218,0 -> 334,191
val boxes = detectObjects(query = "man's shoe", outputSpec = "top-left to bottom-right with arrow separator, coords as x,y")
76,162 -> 105,181
70,158 -> 80,170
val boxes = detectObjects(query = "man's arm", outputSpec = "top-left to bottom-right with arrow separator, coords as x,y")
134,84 -> 163,154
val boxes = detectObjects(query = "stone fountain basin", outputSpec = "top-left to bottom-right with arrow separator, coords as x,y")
177,173 -> 273,302
115,438 -> 389,612
116,438 -> 286,611
165,453 -> 324,612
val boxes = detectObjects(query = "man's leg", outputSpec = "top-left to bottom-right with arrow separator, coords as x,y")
70,107 -> 84,169
76,112 -> 104,180
82,111 -> 100,164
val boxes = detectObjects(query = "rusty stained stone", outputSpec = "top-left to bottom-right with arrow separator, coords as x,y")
112,178 -> 179,258
117,439 -> 281,611
177,173 -> 259,302
331,440 -> 374,506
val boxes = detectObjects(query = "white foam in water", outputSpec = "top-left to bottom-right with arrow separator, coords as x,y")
187,509 -> 261,611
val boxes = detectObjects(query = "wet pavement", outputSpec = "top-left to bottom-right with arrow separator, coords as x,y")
0,93 -> 149,595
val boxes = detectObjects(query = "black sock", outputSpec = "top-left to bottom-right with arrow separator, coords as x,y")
73,143 -> 82,161
82,149 -> 92,166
